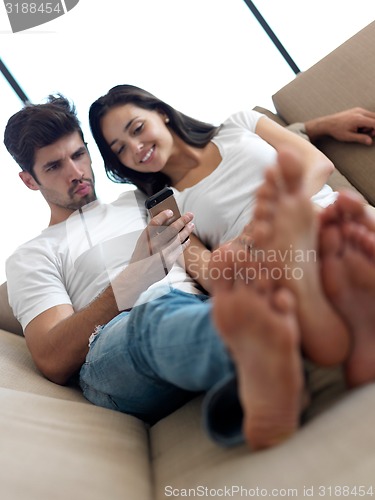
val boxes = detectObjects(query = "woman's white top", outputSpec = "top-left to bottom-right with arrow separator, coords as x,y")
174,110 -> 336,249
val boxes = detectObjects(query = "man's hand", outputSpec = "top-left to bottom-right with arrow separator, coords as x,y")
305,107 -> 375,145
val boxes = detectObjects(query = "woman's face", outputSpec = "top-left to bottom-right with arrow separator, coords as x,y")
101,103 -> 173,174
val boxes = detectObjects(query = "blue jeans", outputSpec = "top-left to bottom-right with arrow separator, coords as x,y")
79,288 -> 243,446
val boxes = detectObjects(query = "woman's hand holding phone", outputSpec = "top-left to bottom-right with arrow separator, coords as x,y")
146,208 -> 194,257
129,207 -> 194,283
113,209 -> 195,311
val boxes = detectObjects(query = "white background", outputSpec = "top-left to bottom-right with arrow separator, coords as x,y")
0,0 -> 373,283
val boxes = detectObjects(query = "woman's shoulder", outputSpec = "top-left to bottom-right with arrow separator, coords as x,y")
218,109 -> 265,134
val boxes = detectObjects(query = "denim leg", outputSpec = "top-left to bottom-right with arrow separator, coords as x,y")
79,289 -> 236,426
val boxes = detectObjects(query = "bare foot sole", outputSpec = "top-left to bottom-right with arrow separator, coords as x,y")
209,237 -> 269,296
320,219 -> 375,387
321,190 -> 375,232
213,281 -> 304,450
248,149 -> 349,366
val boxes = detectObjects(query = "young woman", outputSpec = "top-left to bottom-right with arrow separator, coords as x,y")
89,84 -> 336,250
88,84 -> 352,372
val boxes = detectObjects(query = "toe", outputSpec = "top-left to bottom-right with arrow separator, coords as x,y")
319,224 -> 343,257
272,287 -> 296,314
277,149 -> 304,194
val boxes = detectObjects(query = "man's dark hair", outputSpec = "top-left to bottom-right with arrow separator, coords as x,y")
4,95 -> 84,180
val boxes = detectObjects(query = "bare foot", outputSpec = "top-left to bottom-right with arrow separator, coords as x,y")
208,241 -> 239,294
248,149 -> 350,366
320,190 -> 375,232
320,213 -> 375,387
208,237 -> 262,294
213,279 -> 304,450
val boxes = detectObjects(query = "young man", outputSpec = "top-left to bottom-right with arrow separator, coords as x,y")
4,96 -> 304,450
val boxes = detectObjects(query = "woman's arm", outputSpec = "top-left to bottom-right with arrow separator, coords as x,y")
182,234 -> 213,294
256,116 -> 334,197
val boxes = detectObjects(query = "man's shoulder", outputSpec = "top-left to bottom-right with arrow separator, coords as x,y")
6,224 -> 65,272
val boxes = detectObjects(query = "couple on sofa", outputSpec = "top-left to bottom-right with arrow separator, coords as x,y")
3,86 -> 375,450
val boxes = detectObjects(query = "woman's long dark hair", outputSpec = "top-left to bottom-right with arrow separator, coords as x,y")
89,84 -> 220,196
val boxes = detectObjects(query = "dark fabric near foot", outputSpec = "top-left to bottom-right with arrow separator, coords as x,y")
203,375 -> 245,447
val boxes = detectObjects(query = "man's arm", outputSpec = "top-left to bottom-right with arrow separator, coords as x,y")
24,290 -> 117,385
23,210 -> 194,385
304,108 -> 375,145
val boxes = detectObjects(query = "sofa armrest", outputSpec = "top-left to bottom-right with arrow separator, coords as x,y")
0,282 -> 23,336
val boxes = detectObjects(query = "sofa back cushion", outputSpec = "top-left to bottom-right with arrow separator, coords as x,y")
0,282 -> 23,335
272,21 -> 375,205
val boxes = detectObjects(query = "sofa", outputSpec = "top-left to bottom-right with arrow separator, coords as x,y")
1,21 -> 375,500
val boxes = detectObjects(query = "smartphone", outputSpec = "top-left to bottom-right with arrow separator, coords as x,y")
145,187 -> 189,243
145,187 -> 182,224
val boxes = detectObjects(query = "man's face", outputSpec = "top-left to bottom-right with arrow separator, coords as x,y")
20,132 -> 97,221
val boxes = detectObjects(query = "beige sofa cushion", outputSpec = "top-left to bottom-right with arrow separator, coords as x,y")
0,282 -> 22,335
0,328 -> 88,402
272,21 -> 375,205
151,384 -> 375,500
0,387 -> 151,500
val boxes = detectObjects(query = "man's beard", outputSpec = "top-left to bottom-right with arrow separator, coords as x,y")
67,178 -> 97,210
42,178 -> 97,212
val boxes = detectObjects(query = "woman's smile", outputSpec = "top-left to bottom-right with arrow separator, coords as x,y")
140,146 -> 155,164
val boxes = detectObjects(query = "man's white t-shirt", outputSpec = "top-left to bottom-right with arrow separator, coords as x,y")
6,190 -> 200,330
174,110 -> 337,249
